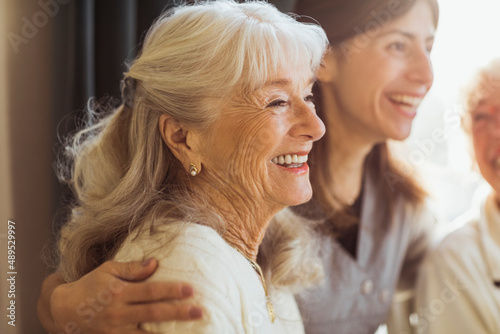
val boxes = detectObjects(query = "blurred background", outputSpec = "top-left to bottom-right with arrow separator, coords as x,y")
0,0 -> 499,333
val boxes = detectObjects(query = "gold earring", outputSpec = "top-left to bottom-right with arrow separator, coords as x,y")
189,163 -> 198,176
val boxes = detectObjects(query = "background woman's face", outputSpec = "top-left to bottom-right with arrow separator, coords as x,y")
329,0 -> 435,142
199,62 -> 325,211
471,79 -> 500,196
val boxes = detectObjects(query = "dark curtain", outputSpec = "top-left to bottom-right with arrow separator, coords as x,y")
53,0 -> 176,231
71,0 -> 175,107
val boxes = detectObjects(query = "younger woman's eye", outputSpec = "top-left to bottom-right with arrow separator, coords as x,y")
266,99 -> 288,108
388,42 -> 406,52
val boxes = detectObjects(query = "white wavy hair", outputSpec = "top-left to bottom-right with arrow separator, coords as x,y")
57,0 -> 328,289
462,58 -> 500,133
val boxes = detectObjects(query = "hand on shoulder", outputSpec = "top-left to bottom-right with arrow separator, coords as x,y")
39,259 -> 202,333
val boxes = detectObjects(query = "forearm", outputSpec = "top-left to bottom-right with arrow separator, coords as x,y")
38,272 -> 66,332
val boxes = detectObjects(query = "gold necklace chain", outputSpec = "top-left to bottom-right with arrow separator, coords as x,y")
226,241 -> 275,324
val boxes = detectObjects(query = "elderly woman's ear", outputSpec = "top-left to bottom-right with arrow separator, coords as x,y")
158,114 -> 202,175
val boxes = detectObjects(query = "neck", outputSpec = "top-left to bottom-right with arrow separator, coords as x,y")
192,177 -> 279,261
330,136 -> 373,203
320,85 -> 378,203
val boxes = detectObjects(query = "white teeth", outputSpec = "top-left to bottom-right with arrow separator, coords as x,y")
272,154 -> 308,166
389,94 -> 423,107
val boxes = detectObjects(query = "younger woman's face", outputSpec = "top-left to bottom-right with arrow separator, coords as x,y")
323,0 -> 435,142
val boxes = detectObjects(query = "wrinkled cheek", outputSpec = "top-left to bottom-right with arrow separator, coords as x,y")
472,138 -> 488,166
224,135 -> 272,198
236,169 -> 271,201
251,126 -> 278,153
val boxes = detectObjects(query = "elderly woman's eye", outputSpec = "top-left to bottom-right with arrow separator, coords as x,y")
305,95 -> 315,103
267,99 -> 288,108
473,113 -> 491,122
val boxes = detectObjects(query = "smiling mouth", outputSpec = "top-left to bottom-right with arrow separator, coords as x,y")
387,94 -> 423,109
272,154 -> 308,168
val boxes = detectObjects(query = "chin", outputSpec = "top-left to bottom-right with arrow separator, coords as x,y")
391,133 -> 411,141
388,125 -> 412,141
281,188 -> 312,207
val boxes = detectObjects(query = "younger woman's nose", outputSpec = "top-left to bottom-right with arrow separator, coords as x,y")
407,48 -> 434,88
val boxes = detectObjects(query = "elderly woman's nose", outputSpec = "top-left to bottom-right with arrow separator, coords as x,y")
294,102 -> 326,141
492,113 -> 500,136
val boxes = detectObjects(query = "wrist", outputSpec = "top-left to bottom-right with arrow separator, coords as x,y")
49,282 -> 71,331
38,272 -> 69,333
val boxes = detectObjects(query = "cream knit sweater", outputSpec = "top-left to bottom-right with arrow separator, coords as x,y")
114,222 -> 304,333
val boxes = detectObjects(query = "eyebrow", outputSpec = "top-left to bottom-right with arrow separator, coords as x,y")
474,101 -> 500,109
377,29 -> 435,42
263,77 -> 315,87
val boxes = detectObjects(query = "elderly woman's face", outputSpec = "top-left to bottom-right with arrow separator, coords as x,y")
470,78 -> 500,195
199,63 -> 325,210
